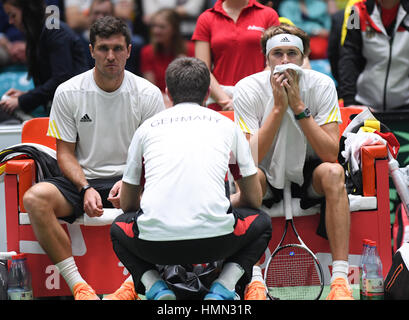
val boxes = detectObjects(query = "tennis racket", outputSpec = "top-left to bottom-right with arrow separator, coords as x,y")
264,180 -> 324,300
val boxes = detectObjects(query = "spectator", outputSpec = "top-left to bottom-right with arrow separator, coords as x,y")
111,57 -> 271,300
64,0 -> 91,32
233,24 -> 353,300
140,8 -> 195,107
338,0 -> 409,111
0,0 -> 64,69
22,16 -> 165,300
141,0 -> 207,39
278,0 -> 332,59
192,0 -> 279,111
0,3 -> 25,67
0,0 -> 87,119
64,0 -> 137,34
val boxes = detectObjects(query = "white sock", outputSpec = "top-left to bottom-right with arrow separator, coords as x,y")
55,256 -> 86,292
140,269 -> 161,292
250,265 -> 264,283
215,262 -> 245,291
331,260 -> 349,283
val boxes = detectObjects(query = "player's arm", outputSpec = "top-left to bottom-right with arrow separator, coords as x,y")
298,119 -> 339,163
120,181 -> 143,213
283,70 -> 339,163
231,173 -> 262,209
250,72 -> 288,164
56,139 -> 103,217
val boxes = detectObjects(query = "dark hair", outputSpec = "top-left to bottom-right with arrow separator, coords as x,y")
89,16 -> 131,47
150,8 -> 186,56
261,24 -> 311,57
165,57 -> 210,106
1,0 -> 46,79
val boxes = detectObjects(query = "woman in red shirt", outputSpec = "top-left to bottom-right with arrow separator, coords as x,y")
141,8 -> 195,107
193,0 -> 279,110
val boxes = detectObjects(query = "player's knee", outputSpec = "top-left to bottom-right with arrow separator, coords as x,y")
320,163 -> 345,192
23,184 -> 54,217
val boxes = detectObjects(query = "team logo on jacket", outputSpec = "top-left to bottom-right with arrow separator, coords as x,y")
365,25 -> 375,39
80,114 -> 92,122
247,25 -> 265,32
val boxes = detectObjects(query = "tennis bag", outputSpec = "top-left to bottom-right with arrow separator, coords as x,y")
338,118 -> 398,195
393,203 -> 409,253
157,262 -> 222,300
384,243 -> 409,300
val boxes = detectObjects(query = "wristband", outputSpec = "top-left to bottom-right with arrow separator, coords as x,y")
80,184 -> 92,199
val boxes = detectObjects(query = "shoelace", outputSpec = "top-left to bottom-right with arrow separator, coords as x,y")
245,282 -> 267,300
330,279 -> 352,298
75,285 -> 98,300
113,282 -> 139,300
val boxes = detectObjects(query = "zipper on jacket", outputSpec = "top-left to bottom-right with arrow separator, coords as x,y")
382,36 -> 394,111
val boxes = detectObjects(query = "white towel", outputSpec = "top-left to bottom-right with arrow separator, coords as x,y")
341,131 -> 386,173
260,97 -> 306,189
273,63 -> 304,75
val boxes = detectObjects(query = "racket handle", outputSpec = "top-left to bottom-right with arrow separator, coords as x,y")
283,180 -> 292,220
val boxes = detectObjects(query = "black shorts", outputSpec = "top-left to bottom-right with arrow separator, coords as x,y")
44,176 -> 122,224
260,158 -> 328,238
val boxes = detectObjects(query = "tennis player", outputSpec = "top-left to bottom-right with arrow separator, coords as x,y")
233,24 -> 353,300
22,16 -> 165,300
110,57 -> 272,300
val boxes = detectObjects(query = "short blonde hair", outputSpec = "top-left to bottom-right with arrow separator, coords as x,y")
261,24 -> 310,57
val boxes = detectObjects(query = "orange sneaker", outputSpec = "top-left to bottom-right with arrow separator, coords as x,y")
244,280 -> 267,300
73,282 -> 100,300
103,281 -> 140,300
326,278 -> 354,300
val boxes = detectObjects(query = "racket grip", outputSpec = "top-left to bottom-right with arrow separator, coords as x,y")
283,180 -> 292,220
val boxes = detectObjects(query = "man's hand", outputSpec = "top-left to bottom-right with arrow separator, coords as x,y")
271,72 -> 289,112
281,70 -> 304,114
218,97 -> 234,111
83,187 -> 104,217
0,96 -> 19,114
107,180 -> 122,209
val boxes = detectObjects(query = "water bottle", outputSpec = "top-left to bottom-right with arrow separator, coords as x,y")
0,260 -> 7,300
7,253 -> 33,300
360,240 -> 384,300
359,239 -> 370,299
0,252 -> 17,300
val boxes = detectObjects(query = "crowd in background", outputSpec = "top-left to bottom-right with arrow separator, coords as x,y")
0,0 -> 408,123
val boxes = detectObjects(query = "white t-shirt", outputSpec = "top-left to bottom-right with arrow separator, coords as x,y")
48,69 -> 165,179
234,69 -> 341,187
123,103 -> 257,241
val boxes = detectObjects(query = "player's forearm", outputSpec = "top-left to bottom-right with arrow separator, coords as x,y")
120,182 -> 142,213
56,140 -> 88,191
250,107 -> 285,164
298,119 -> 339,163
57,153 -> 88,191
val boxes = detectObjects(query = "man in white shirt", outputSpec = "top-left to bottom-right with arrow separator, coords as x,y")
233,24 -> 353,300
110,57 -> 272,300
23,16 -> 165,300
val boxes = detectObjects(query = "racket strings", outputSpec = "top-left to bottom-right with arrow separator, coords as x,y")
265,246 -> 322,300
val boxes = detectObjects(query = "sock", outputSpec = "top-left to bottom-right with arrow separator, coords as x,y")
331,260 -> 349,283
140,269 -> 162,293
250,265 -> 264,283
215,262 -> 245,291
55,256 -> 86,292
